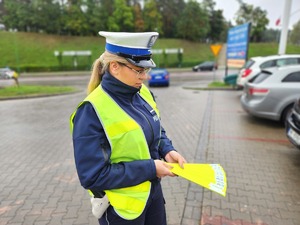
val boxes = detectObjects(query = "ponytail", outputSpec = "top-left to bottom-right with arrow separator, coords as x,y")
87,57 -> 104,94
87,51 -> 128,95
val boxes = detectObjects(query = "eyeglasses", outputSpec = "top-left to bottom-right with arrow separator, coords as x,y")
120,63 -> 151,76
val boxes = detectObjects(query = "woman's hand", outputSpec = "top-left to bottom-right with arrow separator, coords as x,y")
165,150 -> 187,169
154,160 -> 176,178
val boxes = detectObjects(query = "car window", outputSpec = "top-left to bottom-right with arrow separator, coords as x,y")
286,58 -> 299,65
276,58 -> 299,67
282,71 -> 300,82
249,71 -> 272,84
243,60 -> 254,69
260,60 -> 276,69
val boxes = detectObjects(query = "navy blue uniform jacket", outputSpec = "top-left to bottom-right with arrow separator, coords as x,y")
72,72 -> 175,194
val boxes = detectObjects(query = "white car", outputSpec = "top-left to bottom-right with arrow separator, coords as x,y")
240,65 -> 300,122
237,54 -> 300,88
0,67 -> 19,79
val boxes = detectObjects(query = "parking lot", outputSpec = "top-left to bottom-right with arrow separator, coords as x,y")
0,73 -> 300,225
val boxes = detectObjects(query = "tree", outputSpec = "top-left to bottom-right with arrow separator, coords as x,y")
157,0 -> 186,38
290,20 -> 300,45
62,0 -> 89,35
261,29 -> 280,42
133,2 -> 144,32
235,3 -> 269,42
201,0 -> 226,42
95,0 -> 115,32
107,0 -> 134,32
31,0 -> 62,34
143,0 -> 163,34
176,0 -> 209,41
84,0 -> 104,35
3,0 -> 33,31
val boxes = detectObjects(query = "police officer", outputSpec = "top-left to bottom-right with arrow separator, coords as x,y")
70,31 -> 186,225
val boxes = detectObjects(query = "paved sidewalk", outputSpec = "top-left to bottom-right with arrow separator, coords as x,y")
0,82 -> 300,225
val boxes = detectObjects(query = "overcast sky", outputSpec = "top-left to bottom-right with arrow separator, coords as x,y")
212,0 -> 300,29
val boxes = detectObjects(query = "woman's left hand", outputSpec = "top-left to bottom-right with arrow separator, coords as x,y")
165,150 -> 187,169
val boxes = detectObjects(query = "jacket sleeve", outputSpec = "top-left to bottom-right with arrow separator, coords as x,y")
149,90 -> 176,158
72,102 -> 157,192
158,126 -> 175,158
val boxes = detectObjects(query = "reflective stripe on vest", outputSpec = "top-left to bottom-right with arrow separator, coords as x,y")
70,84 -> 159,220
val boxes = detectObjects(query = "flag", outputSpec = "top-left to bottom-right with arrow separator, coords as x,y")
276,18 -> 281,26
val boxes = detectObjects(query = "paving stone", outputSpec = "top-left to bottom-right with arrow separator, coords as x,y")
1,76 -> 300,225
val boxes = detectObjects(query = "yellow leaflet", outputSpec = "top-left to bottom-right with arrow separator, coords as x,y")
168,163 -> 227,197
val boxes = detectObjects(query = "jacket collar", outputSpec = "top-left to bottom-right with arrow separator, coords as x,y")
101,71 -> 140,98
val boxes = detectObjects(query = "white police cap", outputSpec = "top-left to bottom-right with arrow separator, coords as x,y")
99,31 -> 159,68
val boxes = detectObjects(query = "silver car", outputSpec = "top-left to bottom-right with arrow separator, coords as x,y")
237,54 -> 300,88
240,65 -> 300,122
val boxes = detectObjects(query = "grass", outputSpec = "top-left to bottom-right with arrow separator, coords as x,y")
0,85 -> 78,99
208,81 -> 231,88
2,31 -> 300,72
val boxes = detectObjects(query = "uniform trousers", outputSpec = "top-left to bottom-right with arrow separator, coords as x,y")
99,179 -> 166,225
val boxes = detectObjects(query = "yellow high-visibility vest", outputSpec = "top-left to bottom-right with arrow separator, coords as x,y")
70,84 -> 159,220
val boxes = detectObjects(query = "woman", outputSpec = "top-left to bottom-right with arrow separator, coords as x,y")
71,31 -> 186,225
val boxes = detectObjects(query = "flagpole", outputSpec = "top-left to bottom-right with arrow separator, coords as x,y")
278,0 -> 292,54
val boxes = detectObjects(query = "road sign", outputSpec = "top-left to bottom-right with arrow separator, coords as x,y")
226,23 -> 251,68
210,44 -> 222,57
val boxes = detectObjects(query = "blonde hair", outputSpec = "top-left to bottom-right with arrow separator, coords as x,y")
87,51 -> 128,94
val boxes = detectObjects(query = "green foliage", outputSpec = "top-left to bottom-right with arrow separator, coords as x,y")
235,3 -> 269,42
157,0 -> 186,38
143,0 -> 163,34
176,1 -> 209,41
3,0 -> 33,31
202,0 -> 226,42
4,0 -> 297,47
133,3 -> 145,32
290,21 -> 300,45
108,0 -> 134,32
83,0 -> 104,35
208,81 -> 230,88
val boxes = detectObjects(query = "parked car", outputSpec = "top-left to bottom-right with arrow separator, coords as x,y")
240,65 -> 300,123
0,67 -> 19,79
285,98 -> 300,150
148,68 -> 170,87
192,61 -> 218,72
237,54 -> 300,88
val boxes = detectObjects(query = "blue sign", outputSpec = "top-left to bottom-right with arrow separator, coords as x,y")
226,23 -> 251,68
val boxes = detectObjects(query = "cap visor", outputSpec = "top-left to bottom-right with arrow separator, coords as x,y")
126,58 -> 156,68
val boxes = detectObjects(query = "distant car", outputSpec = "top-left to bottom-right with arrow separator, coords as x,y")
148,68 -> 170,87
285,98 -> 300,150
192,61 -> 217,72
237,54 -> 300,88
0,67 -> 19,79
240,65 -> 300,123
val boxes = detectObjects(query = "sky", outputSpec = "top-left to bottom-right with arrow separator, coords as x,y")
212,0 -> 300,29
